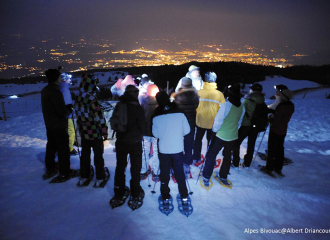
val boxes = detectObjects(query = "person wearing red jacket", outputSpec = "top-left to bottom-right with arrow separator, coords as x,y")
260,85 -> 294,177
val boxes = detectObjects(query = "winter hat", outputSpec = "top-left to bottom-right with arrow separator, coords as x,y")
156,91 -> 170,106
61,73 -> 72,82
181,77 -> 192,88
141,73 -> 148,78
115,78 -> 123,89
274,84 -> 288,91
45,69 -> 61,82
205,72 -> 217,83
140,76 -> 151,86
80,74 -> 97,92
280,89 -> 293,101
188,65 -> 200,72
227,83 -> 241,97
147,84 -> 159,97
249,83 -> 263,92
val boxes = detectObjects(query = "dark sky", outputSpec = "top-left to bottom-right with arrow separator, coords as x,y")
1,0 -> 330,57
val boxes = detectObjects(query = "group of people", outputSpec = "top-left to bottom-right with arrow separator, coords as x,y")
41,64 -> 295,211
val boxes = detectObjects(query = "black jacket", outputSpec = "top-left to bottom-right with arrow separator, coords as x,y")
115,92 -> 147,144
41,83 -> 69,130
173,88 -> 199,123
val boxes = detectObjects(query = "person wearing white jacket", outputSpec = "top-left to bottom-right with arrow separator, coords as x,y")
152,91 -> 191,208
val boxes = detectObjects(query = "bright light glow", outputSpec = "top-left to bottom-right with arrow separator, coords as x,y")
150,88 -> 159,97
9,95 -> 18,99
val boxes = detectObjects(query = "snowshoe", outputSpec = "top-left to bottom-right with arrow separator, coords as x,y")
176,194 -> 193,217
109,186 -> 130,209
128,189 -> 145,211
200,176 -> 213,191
158,195 -> 174,216
213,172 -> 232,189
274,169 -> 285,178
257,152 -> 267,160
49,169 -> 80,183
259,165 -> 276,178
284,158 -> 293,165
140,169 -> 150,180
194,154 -> 205,167
42,168 -> 58,180
77,165 -> 94,187
93,167 -> 110,188
152,173 -> 160,182
214,159 -> 221,168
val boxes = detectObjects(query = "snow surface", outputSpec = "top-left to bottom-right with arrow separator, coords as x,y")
0,76 -> 330,240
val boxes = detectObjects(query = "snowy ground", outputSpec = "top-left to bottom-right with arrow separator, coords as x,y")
0,76 -> 330,240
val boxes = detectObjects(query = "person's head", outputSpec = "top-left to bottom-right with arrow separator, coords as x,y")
188,65 -> 200,79
147,84 -> 159,97
61,73 -> 72,84
45,69 -> 61,84
156,91 -> 170,106
249,83 -> 263,93
181,77 -> 192,89
278,88 -> 293,102
125,85 -> 139,99
274,84 -> 288,96
227,83 -> 241,98
204,72 -> 217,83
80,74 -> 97,93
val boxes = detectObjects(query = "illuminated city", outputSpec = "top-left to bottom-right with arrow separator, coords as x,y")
0,36 -> 309,79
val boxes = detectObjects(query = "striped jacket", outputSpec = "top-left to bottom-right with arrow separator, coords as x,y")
196,82 -> 225,129
74,75 -> 108,140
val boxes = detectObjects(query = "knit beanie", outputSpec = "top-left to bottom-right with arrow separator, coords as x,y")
45,69 -> 61,82
181,77 -> 192,88
249,83 -> 263,92
205,72 -> 217,83
156,91 -> 170,106
188,65 -> 200,72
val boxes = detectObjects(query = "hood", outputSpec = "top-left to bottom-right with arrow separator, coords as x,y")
79,75 -> 97,94
201,82 -> 217,90
146,84 -> 159,97
115,78 -> 123,89
119,90 -> 139,103
121,75 -> 136,91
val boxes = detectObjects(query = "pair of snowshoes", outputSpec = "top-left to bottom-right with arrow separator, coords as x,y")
199,171 -> 232,190
49,169 -> 80,183
158,194 -> 193,217
77,166 -> 110,188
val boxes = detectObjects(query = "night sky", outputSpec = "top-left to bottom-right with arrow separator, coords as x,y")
1,0 -> 330,63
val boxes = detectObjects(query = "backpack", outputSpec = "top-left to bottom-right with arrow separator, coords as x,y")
250,101 -> 269,132
110,102 -> 128,133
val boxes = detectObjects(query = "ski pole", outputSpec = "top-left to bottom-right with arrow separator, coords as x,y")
185,176 -> 193,195
142,138 -> 151,188
251,123 -> 269,167
151,166 -> 160,194
195,133 -> 214,185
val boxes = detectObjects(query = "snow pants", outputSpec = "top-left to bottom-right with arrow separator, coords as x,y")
141,136 -> 159,174
80,138 -> 106,180
159,152 -> 188,199
203,136 -> 234,180
114,141 -> 143,198
192,126 -> 213,161
232,126 -> 258,167
184,121 -> 196,165
266,131 -> 286,171
68,118 -> 76,152
45,128 -> 71,176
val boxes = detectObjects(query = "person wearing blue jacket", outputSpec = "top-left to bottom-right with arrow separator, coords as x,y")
59,73 -> 78,155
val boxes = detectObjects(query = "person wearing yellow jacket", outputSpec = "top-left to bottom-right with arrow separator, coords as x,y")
192,72 -> 226,163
